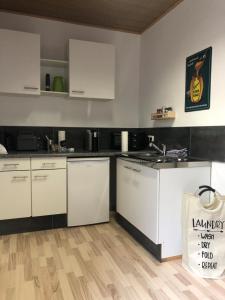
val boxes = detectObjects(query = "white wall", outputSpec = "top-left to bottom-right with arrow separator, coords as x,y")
0,12 -> 140,127
139,0 -> 225,128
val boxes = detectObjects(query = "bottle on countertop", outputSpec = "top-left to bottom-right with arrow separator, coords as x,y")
45,73 -> 50,91
84,130 -> 99,152
92,131 -> 99,152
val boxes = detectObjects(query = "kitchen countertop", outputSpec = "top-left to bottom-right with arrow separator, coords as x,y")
118,155 -> 211,169
0,150 -> 151,159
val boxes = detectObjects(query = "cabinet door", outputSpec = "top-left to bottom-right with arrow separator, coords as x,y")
117,159 -> 159,243
0,29 -> 40,95
211,162 -> 225,195
67,158 -> 109,226
159,167 -> 211,258
69,39 -> 115,99
32,169 -> 66,217
0,171 -> 31,220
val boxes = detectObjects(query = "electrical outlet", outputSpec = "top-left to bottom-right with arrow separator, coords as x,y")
148,135 -> 154,142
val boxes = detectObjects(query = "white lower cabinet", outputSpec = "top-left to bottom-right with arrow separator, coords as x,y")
0,157 -> 67,220
31,160 -> 67,217
158,167 -> 211,258
117,158 -> 211,259
0,170 -> 31,220
117,159 -> 159,243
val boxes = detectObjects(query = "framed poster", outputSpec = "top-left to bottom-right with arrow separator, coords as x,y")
185,47 -> 212,112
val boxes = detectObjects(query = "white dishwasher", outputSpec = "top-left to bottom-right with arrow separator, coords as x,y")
67,157 -> 109,226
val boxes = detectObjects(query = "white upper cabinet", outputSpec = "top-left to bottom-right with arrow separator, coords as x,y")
69,39 -> 115,100
0,29 -> 40,95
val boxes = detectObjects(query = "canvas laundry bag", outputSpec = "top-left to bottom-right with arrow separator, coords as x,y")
182,187 -> 225,279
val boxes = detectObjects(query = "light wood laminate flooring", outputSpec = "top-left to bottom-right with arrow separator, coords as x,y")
0,219 -> 225,300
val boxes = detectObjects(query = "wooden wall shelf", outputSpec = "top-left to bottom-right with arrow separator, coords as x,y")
151,111 -> 175,120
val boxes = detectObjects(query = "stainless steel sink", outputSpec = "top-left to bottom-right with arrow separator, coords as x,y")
131,154 -> 180,163
120,154 -> 211,169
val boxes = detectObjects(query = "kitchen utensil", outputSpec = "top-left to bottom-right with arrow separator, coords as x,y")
53,76 -> 65,92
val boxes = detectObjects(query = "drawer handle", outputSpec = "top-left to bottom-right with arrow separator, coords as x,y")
42,162 -> 56,165
42,162 -> 56,168
34,175 -> 48,178
13,176 -> 28,179
4,163 -> 19,166
132,168 -> 141,173
124,166 -> 132,170
24,86 -> 39,90
124,165 -> 141,173
71,90 -> 85,94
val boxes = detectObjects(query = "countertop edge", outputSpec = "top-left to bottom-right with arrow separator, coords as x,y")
0,150 -> 150,159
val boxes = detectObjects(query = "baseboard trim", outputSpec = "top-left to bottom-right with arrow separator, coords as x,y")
161,255 -> 182,262
116,212 -> 162,261
0,214 -> 67,235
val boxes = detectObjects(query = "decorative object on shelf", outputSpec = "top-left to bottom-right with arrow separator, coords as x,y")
45,73 -> 50,91
40,59 -> 68,96
151,107 -> 175,120
53,76 -> 65,92
185,47 -> 212,112
151,111 -> 175,120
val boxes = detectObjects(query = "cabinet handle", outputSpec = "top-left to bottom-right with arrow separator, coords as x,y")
71,90 -> 85,94
124,165 -> 141,173
42,162 -> 56,167
24,86 -> 39,90
132,168 -> 141,173
124,166 -> 132,170
12,176 -> 28,180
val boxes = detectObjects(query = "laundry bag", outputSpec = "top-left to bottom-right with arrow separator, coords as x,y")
182,185 -> 225,279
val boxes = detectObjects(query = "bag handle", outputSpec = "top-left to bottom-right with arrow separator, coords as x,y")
197,185 -> 219,209
198,185 -> 215,195
199,188 -> 215,196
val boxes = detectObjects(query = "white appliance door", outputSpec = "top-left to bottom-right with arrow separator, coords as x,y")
68,158 -> 109,226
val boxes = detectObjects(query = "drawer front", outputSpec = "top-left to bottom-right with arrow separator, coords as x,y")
31,157 -> 66,170
0,158 -> 30,171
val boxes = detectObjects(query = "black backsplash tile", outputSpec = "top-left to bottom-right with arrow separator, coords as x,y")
53,127 -> 89,150
157,127 -> 190,150
2,126 -> 53,151
99,128 -> 139,150
0,127 -> 4,145
139,127 -> 190,152
190,126 -> 225,161
1,125 -> 225,161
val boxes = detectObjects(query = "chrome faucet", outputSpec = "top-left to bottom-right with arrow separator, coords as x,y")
148,135 -> 166,156
45,135 -> 53,152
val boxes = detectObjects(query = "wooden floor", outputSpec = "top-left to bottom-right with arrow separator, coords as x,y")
1,219 -> 225,300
